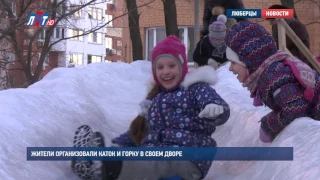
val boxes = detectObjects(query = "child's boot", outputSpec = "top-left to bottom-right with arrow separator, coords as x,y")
71,125 -> 105,180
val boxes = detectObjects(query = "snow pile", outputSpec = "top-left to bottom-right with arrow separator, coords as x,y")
0,61 -> 319,179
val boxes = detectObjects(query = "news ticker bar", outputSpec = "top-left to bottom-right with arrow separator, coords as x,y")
27,147 -> 294,161
226,9 -> 294,19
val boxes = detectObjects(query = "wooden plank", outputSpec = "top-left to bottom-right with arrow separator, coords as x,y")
285,48 -> 293,56
277,18 -> 320,72
276,22 -> 293,56
277,21 -> 287,52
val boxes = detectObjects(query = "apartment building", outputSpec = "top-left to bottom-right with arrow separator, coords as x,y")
104,0 -> 130,62
120,0 -> 320,62
51,1 -> 107,67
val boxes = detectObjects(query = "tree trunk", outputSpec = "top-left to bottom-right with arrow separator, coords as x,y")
125,0 -> 143,61
162,0 -> 179,37
281,0 -> 298,19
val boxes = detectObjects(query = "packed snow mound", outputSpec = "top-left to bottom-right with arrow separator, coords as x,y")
0,61 -> 319,179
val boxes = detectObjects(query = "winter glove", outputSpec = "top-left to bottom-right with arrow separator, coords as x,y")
138,99 -> 152,117
259,128 -> 272,143
198,104 -> 224,119
208,58 -> 220,69
111,131 -> 136,147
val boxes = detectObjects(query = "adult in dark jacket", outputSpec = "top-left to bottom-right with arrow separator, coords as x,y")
194,15 -> 234,68
267,4 -> 311,66
202,0 -> 246,37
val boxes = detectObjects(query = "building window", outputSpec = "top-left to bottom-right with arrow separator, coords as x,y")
88,32 -> 102,44
69,29 -> 83,41
117,40 -> 122,47
23,51 -> 28,58
87,55 -> 102,64
55,28 -> 60,38
88,7 -> 103,20
71,5 -> 83,18
106,0 -> 114,4
9,52 -> 15,64
69,53 -> 83,65
105,15 -> 113,26
116,50 -> 122,56
54,27 -> 65,38
11,2 -> 16,16
105,37 -> 112,49
23,51 -> 30,67
39,29 -> 45,39
38,53 -> 49,70
145,27 -> 195,62
24,39 -> 30,46
57,3 -> 67,17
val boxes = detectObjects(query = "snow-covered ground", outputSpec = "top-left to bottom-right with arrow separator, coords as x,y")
0,60 -> 319,180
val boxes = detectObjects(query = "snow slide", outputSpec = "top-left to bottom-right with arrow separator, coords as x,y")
0,61 -> 319,179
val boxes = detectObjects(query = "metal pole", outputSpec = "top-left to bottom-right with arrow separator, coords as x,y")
194,0 -> 200,44
193,0 -> 200,67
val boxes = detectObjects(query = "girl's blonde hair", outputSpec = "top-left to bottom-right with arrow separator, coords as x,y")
129,85 -> 160,146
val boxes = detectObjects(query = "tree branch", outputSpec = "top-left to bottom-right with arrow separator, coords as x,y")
0,0 -> 156,87
49,0 -> 156,48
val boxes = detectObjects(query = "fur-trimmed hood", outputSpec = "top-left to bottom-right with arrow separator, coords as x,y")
181,65 -> 218,88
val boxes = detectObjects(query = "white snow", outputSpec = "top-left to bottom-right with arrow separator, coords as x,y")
0,60 -> 319,180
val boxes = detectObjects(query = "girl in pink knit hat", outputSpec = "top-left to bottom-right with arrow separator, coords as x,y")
71,35 -> 230,180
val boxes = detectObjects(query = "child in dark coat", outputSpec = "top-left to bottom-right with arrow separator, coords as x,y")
193,15 -> 230,68
266,4 -> 311,67
225,21 -> 320,143
202,0 -> 246,37
72,35 -> 230,180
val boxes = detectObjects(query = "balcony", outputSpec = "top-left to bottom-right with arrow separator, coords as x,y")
106,3 -> 115,12
106,28 -> 122,37
50,39 -> 66,52
106,48 -> 116,56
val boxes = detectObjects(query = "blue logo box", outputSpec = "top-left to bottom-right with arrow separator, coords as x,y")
226,9 -> 261,18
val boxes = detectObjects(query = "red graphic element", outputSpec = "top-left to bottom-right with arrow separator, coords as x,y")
35,11 -> 44,26
261,9 -> 294,19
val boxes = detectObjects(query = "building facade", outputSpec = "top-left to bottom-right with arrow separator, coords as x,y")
105,0 -> 130,62
7,0 -> 111,88
51,1 -> 107,67
7,0 -> 60,88
121,0 -> 320,63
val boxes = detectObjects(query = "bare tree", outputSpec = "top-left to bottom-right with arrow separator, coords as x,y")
124,0 -> 147,61
0,54 -> 11,90
0,8 -> 11,89
0,0 -> 155,88
161,0 -> 179,37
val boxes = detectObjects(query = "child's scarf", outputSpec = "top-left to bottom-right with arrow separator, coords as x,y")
243,51 -> 316,106
208,34 -> 227,57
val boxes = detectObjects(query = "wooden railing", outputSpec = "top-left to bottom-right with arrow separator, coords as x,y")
276,18 -> 320,72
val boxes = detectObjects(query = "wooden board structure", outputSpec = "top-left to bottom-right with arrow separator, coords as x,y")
276,18 -> 320,73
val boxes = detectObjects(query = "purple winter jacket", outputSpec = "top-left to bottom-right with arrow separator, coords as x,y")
112,66 -> 230,178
